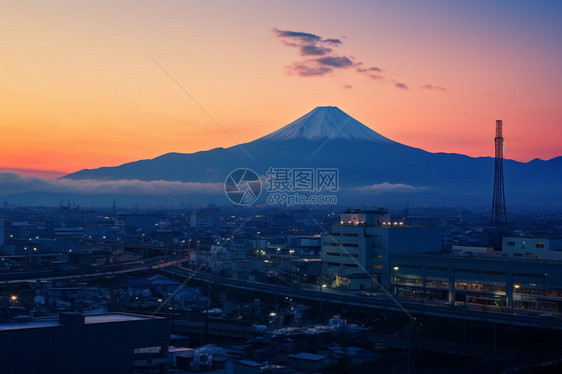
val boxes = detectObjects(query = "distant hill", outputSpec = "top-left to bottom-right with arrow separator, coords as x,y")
63,106 -> 562,205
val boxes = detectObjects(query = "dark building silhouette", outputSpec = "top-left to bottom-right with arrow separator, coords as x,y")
0,312 -> 170,374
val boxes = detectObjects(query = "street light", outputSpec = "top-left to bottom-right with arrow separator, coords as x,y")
289,250 -> 295,280
320,284 -> 327,314
393,267 -> 399,295
268,312 -> 277,330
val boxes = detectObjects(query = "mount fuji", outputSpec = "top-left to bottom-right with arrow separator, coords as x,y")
260,106 -> 395,143
64,106 -> 561,205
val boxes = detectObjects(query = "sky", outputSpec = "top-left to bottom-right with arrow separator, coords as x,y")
1,0 -> 561,178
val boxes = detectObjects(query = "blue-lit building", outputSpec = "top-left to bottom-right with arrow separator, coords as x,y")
502,236 -> 562,260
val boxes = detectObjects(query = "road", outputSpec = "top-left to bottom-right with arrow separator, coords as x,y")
4,260 -> 561,331
163,266 -> 562,331
0,254 -> 189,284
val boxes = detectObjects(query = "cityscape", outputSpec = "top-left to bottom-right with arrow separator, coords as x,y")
2,1 -> 562,374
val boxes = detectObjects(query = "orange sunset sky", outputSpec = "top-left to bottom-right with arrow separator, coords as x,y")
2,0 -> 561,178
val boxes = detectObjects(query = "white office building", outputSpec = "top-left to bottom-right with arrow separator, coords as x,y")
321,209 -> 441,290
502,237 -> 562,260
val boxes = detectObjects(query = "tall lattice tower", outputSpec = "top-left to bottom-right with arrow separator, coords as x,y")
491,120 -> 507,227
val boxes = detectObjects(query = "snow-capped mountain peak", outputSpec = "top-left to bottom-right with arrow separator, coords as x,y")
259,106 -> 394,143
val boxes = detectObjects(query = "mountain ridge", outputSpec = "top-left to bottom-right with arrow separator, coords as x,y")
62,106 -> 562,205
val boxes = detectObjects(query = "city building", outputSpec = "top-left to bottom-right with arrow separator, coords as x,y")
233,359 -> 262,374
390,253 -> 562,311
0,312 -> 170,374
288,234 -> 322,257
502,236 -> 562,260
321,209 -> 441,290
288,352 -> 328,372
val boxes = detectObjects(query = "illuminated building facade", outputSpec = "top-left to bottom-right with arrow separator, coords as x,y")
391,254 -> 562,311
321,209 -> 441,290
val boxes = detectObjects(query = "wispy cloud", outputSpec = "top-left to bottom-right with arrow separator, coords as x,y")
354,182 -> 428,194
356,65 -> 384,79
0,172 -> 223,196
357,66 -> 382,73
288,61 -> 332,77
273,28 -> 360,77
273,29 -> 336,44
422,84 -> 447,91
299,44 -> 333,56
316,56 -> 354,68
0,167 -> 65,179
273,28 -> 413,91
273,29 -> 341,54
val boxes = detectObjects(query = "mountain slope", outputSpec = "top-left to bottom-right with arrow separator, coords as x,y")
259,106 -> 395,143
64,106 -> 406,182
63,106 -> 562,203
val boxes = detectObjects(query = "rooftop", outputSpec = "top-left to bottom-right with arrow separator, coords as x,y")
0,313 -> 159,332
289,352 -> 327,361
236,360 -> 262,367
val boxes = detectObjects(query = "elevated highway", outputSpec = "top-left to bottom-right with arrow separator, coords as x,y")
163,266 -> 562,331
